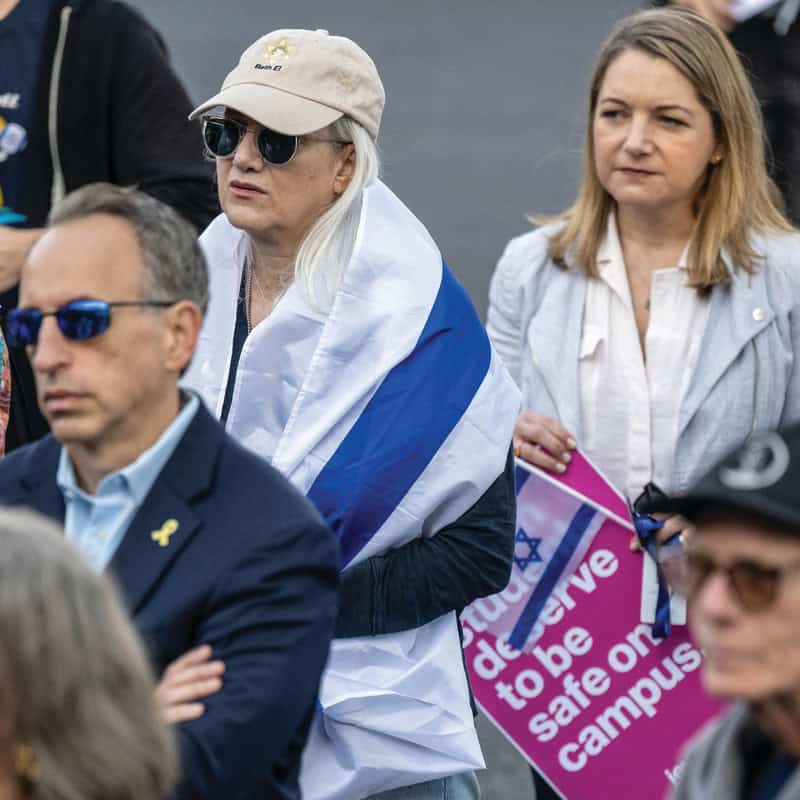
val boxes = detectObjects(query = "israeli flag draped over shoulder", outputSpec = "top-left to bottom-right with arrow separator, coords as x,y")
185,180 -> 520,799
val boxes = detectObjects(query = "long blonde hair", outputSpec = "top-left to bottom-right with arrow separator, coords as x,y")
545,7 -> 793,288
293,116 -> 381,305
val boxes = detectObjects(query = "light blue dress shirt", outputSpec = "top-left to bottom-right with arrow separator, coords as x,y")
57,393 -> 200,572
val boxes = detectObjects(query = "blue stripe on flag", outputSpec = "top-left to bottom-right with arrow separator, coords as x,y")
308,261 -> 491,567
508,503 -> 596,650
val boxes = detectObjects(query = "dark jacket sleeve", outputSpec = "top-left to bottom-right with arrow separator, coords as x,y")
106,3 -> 219,230
63,1 -> 220,231
335,446 -> 516,637
172,515 -> 339,800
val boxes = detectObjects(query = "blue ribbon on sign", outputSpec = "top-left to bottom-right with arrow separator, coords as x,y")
633,512 -> 671,638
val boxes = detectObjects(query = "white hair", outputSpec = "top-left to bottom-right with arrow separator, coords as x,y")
293,117 -> 381,307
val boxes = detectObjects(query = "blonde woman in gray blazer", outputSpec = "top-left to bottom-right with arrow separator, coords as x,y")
488,8 -> 800,520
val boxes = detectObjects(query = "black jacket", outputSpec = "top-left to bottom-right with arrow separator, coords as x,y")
17,0 -> 217,231
3,0 -> 219,451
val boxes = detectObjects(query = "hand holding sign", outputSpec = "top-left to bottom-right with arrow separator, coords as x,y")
461,452 -> 722,799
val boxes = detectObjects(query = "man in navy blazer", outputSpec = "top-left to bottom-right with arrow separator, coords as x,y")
0,183 -> 339,800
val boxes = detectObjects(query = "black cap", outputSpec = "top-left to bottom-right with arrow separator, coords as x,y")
641,425 -> 800,533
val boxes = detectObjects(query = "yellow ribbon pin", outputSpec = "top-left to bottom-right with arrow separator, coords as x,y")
151,519 -> 179,548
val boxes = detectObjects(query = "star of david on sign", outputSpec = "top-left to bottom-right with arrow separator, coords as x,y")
514,527 -> 543,572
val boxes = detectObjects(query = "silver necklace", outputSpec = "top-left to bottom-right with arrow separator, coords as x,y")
245,261 -> 291,331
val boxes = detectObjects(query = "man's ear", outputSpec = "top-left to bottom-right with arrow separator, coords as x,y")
333,144 -> 356,196
163,301 -> 203,374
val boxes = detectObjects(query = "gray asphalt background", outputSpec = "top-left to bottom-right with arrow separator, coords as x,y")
128,2 -> 641,796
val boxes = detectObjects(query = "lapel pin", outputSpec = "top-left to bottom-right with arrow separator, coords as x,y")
151,519 -> 180,548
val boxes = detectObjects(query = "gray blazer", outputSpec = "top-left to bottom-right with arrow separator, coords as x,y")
487,225 -> 800,493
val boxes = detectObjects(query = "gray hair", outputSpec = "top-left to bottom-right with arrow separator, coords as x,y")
48,183 -> 209,314
294,116 -> 381,306
0,509 -> 177,800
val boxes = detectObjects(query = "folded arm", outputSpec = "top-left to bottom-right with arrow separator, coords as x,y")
169,518 -> 338,799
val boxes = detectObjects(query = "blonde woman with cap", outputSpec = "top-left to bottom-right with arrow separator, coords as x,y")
180,28 -> 520,800
0,508 -> 176,800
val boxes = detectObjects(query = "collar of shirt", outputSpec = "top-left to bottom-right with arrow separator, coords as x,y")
57,391 -> 200,507
595,211 -> 690,305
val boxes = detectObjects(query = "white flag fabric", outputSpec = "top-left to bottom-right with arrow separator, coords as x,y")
729,0 -> 781,21
185,180 -> 520,799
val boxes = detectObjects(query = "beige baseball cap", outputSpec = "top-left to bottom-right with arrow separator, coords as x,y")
189,28 -> 385,141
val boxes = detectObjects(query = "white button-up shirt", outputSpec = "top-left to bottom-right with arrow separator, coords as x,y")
578,214 -> 709,501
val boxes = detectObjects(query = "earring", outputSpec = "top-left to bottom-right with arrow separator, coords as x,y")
14,744 -> 40,784
711,155 -> 722,165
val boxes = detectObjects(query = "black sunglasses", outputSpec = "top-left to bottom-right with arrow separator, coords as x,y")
3,299 -> 176,346
687,550 -> 800,612
202,116 -> 349,166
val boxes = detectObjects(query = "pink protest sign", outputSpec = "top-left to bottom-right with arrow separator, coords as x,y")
461,454 -> 723,799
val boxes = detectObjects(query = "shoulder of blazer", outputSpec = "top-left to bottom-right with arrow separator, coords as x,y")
752,231 -> 800,291
493,221 -> 584,328
717,231 -> 800,320
0,436 -> 61,493
153,402 -> 228,502
495,224 -> 561,290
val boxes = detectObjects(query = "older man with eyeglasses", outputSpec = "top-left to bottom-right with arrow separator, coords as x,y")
642,427 -> 800,799
0,182 -> 339,800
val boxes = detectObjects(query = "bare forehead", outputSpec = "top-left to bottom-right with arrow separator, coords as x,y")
22,213 -> 145,301
37,211 -> 139,246
599,50 -> 702,107
696,518 -> 800,560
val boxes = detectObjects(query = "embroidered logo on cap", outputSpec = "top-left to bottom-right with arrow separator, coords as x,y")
255,39 -> 293,72
265,39 -> 293,63
718,432 -> 791,491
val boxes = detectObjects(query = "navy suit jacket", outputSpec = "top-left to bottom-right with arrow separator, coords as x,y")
0,403 -> 339,800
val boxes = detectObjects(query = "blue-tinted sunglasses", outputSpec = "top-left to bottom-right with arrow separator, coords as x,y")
3,299 -> 176,346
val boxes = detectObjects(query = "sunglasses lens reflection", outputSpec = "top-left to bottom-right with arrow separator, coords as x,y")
5,302 -> 112,346
203,119 -> 240,158
257,128 -> 297,165
6,311 -> 41,346
58,303 -> 111,341
203,118 -> 298,165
